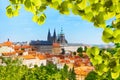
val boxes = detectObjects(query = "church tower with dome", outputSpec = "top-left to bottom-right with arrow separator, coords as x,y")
47,28 -> 68,46
57,28 -> 68,46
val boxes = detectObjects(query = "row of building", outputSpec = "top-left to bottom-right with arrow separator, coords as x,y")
0,28 -> 94,80
0,38 -> 93,80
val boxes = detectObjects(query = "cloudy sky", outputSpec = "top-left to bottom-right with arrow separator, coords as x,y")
0,0 -> 114,44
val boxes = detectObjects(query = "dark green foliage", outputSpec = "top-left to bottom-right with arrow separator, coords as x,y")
0,58 -> 76,80
106,48 -> 116,54
60,64 -> 69,80
78,53 -> 83,57
84,46 -> 87,52
61,48 -> 65,54
115,43 -> 120,48
68,68 -> 76,80
77,47 -> 83,54
77,47 -> 83,57
73,52 -> 76,56
85,71 -> 98,80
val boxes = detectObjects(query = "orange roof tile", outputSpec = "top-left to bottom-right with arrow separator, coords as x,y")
28,51 -> 36,54
22,45 -> 31,48
69,57 -> 75,60
23,54 -> 36,59
74,66 -> 94,75
2,52 -> 16,56
15,50 -> 24,53
3,41 -> 13,46
60,59 -> 70,64
37,54 -> 46,60
14,45 -> 21,50
52,43 -> 60,47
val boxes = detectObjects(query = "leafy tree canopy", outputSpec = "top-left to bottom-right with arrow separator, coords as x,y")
77,47 -> 83,53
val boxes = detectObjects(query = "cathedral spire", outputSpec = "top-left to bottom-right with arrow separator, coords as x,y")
60,27 -> 64,35
8,38 -> 9,42
47,29 -> 51,41
57,27 -> 68,46
53,28 -> 57,43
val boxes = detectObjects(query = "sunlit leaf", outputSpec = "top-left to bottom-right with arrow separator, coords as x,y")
31,0 -> 41,7
13,10 -> 19,16
94,55 -> 102,64
32,15 -> 38,22
6,5 -> 13,18
77,0 -> 87,9
103,28 -> 113,38
91,47 -> 100,56
111,72 -> 119,79
37,13 -> 46,25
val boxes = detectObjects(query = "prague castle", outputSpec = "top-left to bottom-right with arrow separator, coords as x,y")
30,28 -> 68,54
47,28 -> 68,46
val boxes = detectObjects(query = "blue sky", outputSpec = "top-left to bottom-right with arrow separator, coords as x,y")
0,0 -> 113,44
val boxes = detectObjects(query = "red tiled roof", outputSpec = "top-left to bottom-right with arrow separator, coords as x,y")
3,41 -> 13,46
2,52 -> 16,56
23,54 -> 36,59
22,45 -> 31,48
37,54 -> 46,60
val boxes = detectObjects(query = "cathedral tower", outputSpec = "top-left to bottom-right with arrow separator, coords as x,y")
53,29 -> 57,43
57,27 -> 68,46
47,29 -> 52,42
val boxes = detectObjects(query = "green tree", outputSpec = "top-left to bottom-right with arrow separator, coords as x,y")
84,46 -> 87,52
85,71 -> 98,80
73,52 -> 76,56
77,47 -> 83,53
60,64 -> 69,80
77,47 -> 83,57
0,58 -> 76,80
68,67 -> 76,80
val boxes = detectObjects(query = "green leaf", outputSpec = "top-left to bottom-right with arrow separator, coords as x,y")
82,12 -> 93,21
32,15 -> 39,22
103,28 -> 113,38
6,5 -> 13,18
14,5 -> 21,10
114,34 -> 120,43
116,13 -> 120,19
104,12 -> 115,20
114,29 -> 120,38
94,55 -> 103,64
88,0 -> 99,4
50,1 -> 59,9
37,13 -> 46,25
72,5 -> 79,15
114,48 -> 120,57
19,0 -> 25,4
109,58 -> 116,68
59,1 -> 70,15
111,72 -> 119,79
102,35 -> 111,43
24,0 -> 32,10
91,47 -> 100,56
9,0 -> 18,4
13,10 -> 19,16
84,6 -> 91,13
90,58 -> 98,65
31,0 -> 41,7
77,0 -> 87,9
38,5 -> 46,12
98,63 -> 108,73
